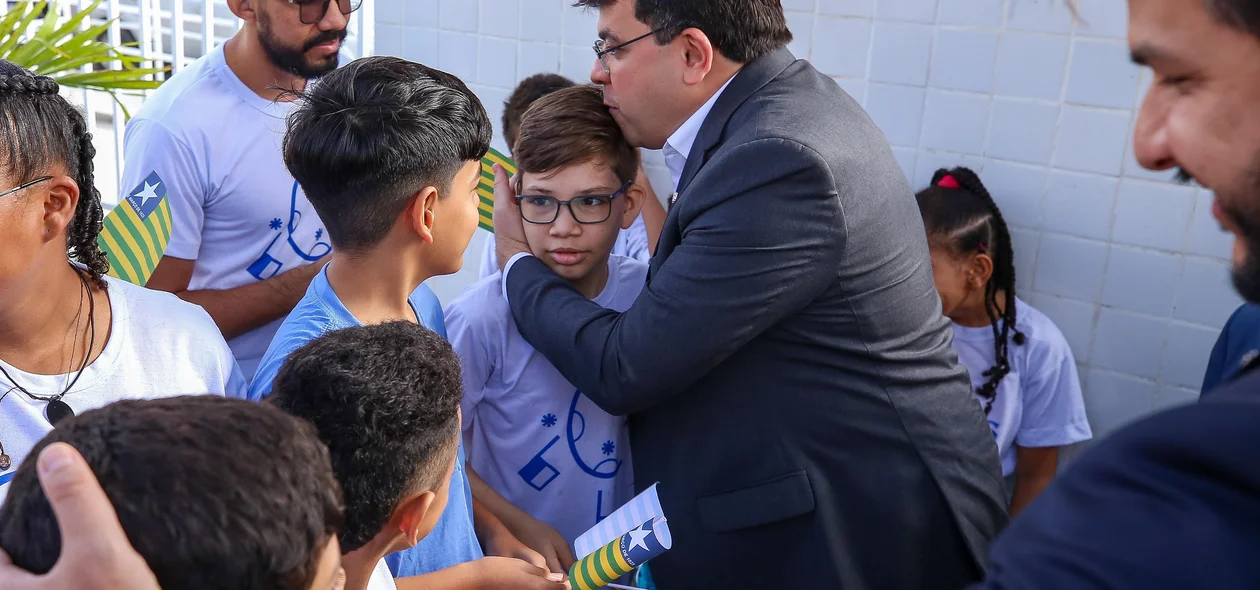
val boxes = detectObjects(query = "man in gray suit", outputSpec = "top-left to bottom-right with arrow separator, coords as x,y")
490,1 -> 1007,587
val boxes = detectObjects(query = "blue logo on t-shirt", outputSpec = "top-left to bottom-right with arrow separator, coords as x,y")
517,390 -> 625,523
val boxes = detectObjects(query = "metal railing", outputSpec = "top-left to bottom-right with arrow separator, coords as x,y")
1,0 -> 374,207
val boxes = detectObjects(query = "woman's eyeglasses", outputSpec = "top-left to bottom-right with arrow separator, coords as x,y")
0,176 -> 52,200
286,0 -> 362,25
516,181 -> 633,225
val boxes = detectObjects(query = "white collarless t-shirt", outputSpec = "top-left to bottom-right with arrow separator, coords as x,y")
0,276 -> 247,502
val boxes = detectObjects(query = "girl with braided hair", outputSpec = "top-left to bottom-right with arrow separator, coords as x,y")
0,61 -> 247,499
915,166 -> 1092,516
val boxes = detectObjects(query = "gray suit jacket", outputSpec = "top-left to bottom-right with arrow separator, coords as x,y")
505,48 -> 1007,589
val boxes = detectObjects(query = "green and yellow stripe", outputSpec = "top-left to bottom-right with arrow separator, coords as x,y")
98,198 -> 171,286
477,147 -> 517,232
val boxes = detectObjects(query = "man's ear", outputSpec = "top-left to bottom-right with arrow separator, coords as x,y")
393,490 -> 438,547
619,183 -> 646,230
43,176 -> 80,244
967,253 -> 995,289
227,0 -> 255,22
676,28 -> 715,86
407,186 -> 441,245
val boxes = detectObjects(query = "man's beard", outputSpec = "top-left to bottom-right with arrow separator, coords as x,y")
1217,162 -> 1260,303
256,9 -> 345,79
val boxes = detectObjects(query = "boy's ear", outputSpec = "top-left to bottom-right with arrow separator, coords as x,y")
226,0 -> 255,21
407,187 -> 441,245
393,490 -> 438,547
967,253 -> 995,288
619,183 -> 646,231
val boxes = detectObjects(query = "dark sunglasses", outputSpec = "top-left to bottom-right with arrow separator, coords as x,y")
286,0 -> 362,25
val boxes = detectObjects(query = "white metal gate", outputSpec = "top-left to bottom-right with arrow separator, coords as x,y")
1,0 -> 374,207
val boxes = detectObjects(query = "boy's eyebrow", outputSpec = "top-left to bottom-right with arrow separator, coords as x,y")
598,28 -> 619,43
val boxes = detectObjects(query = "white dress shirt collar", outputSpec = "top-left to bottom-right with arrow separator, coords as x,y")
662,74 -> 737,192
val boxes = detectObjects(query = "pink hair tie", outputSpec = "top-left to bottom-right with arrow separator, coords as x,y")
937,175 -> 961,189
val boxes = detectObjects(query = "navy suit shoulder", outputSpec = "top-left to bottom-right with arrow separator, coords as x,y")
979,370 -> 1260,589
1202,303 -> 1260,395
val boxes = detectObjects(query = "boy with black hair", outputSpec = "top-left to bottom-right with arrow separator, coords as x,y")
447,84 -> 646,554
269,322 -> 566,590
0,396 -> 346,590
246,55 -> 559,588
477,74 -> 666,278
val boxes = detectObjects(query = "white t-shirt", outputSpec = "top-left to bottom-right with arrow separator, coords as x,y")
121,43 -> 335,380
367,558 -> 397,590
951,298 -> 1093,477
445,255 -> 646,544
0,276 -> 248,502
478,215 -> 651,279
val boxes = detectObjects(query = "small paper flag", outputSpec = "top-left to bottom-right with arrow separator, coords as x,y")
570,517 -> 672,590
479,146 -> 517,232
575,484 -> 664,560
99,171 -> 172,286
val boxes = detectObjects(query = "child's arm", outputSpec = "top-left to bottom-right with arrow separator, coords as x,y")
393,557 -> 568,590
468,468 -> 576,573
1009,445 -> 1059,516
471,493 -> 547,570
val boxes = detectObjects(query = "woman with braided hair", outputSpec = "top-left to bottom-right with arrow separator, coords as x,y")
0,61 -> 247,500
915,166 -> 1092,516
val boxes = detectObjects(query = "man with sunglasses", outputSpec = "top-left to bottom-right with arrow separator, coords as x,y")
490,1 -> 1008,588
123,0 -> 360,382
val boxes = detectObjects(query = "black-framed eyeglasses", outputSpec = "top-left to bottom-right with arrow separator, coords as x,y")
0,176 -> 52,200
593,27 -> 668,74
286,0 -> 362,25
516,181 -> 633,225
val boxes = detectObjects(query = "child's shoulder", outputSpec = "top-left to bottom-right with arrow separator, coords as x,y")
608,254 -> 649,299
1014,298 -> 1074,357
444,272 -> 512,329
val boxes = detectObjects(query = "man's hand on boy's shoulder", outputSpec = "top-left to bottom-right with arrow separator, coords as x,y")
490,164 -> 530,271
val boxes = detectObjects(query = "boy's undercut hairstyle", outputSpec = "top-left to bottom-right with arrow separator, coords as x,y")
267,321 -> 463,553
0,61 -> 108,287
283,56 -> 492,253
0,396 -> 344,590
573,0 -> 791,64
503,73 -> 576,150
916,167 -> 1026,415
513,84 -> 640,185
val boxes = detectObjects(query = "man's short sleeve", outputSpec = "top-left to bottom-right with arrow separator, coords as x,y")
120,118 -> 208,260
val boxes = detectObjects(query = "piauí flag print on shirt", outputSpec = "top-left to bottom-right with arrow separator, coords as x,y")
478,146 -> 517,232
570,516 -> 672,590
99,171 -> 172,286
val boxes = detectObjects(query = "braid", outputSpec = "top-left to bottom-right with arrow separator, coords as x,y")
0,62 -> 109,288
65,100 -> 110,289
918,167 -> 1025,415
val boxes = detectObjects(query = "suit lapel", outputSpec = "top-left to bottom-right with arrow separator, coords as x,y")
674,48 -> 799,196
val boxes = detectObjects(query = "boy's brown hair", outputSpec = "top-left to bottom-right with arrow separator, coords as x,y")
513,84 -> 640,186
503,73 -> 575,150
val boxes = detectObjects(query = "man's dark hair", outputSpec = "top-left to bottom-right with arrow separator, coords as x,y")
0,396 -> 344,590
0,61 -> 108,287
515,85 -> 640,186
267,322 -> 463,553
283,56 -> 492,253
1208,0 -> 1260,38
573,0 -> 791,63
503,73 -> 576,152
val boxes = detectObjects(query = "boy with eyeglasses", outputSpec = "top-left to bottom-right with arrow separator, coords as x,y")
444,85 -> 646,562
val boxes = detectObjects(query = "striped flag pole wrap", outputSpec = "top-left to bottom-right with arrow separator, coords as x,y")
478,146 -> 517,232
569,517 -> 672,590
98,171 -> 173,286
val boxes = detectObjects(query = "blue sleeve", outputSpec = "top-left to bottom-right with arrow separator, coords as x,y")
121,118 -> 208,260
247,326 -> 319,401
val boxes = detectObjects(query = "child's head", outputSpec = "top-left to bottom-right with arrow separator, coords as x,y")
283,56 -> 492,275
502,73 -> 576,152
915,167 -> 1026,412
0,396 -> 346,590
267,322 -> 463,556
0,61 -> 109,290
512,85 -> 644,289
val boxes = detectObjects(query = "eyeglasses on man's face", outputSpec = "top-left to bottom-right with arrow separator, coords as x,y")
516,181 -> 633,225
0,176 -> 52,201
286,0 -> 362,25
592,27 -> 669,74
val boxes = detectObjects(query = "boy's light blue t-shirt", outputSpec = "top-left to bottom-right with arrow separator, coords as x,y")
248,266 -> 484,576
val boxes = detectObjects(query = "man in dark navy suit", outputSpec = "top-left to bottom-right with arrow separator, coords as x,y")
974,1 -> 1260,587
489,1 -> 1007,588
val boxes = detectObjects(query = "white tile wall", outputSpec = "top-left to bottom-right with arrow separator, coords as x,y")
377,0 -> 1237,436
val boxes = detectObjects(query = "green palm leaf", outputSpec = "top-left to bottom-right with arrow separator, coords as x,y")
1,0 -> 166,107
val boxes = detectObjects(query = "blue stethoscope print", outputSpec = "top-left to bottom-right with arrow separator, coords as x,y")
247,181 -> 332,280
518,390 -> 622,492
